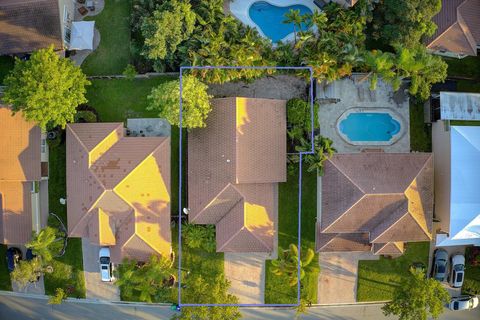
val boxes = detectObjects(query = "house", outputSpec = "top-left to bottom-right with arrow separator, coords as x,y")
188,97 -> 286,253
433,123 -> 480,247
426,0 -> 480,58
0,106 -> 48,245
316,153 -> 434,256
66,123 -> 171,263
0,0 -> 75,55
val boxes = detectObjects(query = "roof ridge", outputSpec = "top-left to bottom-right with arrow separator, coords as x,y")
88,123 -> 124,166
67,125 -> 90,155
328,158 -> 366,193
216,225 -> 244,252
457,7 -> 478,53
322,194 -> 366,233
369,210 -> 410,243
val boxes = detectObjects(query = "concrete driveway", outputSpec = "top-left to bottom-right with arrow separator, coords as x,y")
81,239 -> 119,301
318,252 -> 378,304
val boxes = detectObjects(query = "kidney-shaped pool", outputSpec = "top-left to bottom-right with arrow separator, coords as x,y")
337,109 -> 403,145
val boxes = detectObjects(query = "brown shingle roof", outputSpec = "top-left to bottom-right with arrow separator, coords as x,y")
426,0 -> 480,56
0,106 -> 41,245
317,153 -> 434,255
67,123 -> 171,263
0,0 -> 63,55
188,97 -> 286,253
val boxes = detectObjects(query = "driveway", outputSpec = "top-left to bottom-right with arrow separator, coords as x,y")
81,239 -> 119,301
318,252 -> 378,304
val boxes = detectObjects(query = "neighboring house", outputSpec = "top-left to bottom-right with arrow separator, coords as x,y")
0,106 -> 48,245
0,0 -> 74,55
66,123 -> 171,263
426,0 -> 480,58
433,123 -> 480,247
316,153 -> 434,256
188,97 -> 286,253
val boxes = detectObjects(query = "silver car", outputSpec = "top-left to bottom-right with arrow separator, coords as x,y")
449,254 -> 465,288
448,295 -> 479,311
433,249 -> 448,281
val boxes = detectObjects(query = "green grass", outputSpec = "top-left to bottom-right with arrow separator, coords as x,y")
456,80 -> 480,93
265,168 -> 319,304
410,99 -> 431,152
444,56 -> 480,80
0,55 -> 14,85
0,245 -> 12,291
463,247 -> 480,295
81,0 -> 132,75
356,242 -> 430,302
44,144 -> 86,298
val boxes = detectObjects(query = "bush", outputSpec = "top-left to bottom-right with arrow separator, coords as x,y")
462,279 -> 480,295
287,98 -> 319,141
48,288 -> 67,305
122,64 -> 137,80
74,110 -> 97,123
182,224 -> 216,253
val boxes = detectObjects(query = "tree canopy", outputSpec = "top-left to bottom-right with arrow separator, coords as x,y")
382,268 -> 450,320
2,46 -> 90,130
147,75 -> 212,129
26,226 -> 63,263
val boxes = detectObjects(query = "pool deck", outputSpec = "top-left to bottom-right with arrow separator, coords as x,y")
318,75 -> 410,153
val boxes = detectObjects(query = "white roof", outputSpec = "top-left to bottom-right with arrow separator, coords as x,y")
437,126 -> 480,246
70,21 -> 95,50
440,92 -> 480,121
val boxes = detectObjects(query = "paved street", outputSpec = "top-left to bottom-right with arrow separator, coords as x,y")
1,292 -> 479,320
81,239 -> 120,301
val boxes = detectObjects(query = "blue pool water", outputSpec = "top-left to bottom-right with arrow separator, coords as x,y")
248,1 -> 312,42
339,113 -> 401,142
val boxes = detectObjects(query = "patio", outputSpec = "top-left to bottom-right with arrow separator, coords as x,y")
318,75 -> 411,153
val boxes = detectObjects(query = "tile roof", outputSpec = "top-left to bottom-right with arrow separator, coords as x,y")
66,123 -> 171,263
0,106 -> 41,245
426,0 -> 480,56
188,97 -> 286,253
316,153 -> 434,255
0,0 -> 63,55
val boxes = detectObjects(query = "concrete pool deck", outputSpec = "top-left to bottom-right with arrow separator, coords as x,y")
318,75 -> 410,153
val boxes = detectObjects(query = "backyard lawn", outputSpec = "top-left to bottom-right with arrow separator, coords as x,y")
444,56 -> 480,81
356,242 -> 430,302
81,0 -> 132,75
265,168 -> 319,304
409,99 -> 431,152
44,143 -> 86,298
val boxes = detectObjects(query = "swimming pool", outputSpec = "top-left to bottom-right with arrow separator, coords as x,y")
337,110 -> 403,145
230,0 -> 317,43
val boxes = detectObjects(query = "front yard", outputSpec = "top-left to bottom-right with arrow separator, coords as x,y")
356,242 -> 430,302
264,168 -> 319,304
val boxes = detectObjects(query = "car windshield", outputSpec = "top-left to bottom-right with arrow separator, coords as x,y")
454,264 -> 464,271
453,302 -> 459,310
456,272 -> 463,283
99,257 -> 110,264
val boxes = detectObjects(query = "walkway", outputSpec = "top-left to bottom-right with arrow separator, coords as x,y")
81,239 -> 119,301
317,252 -> 378,304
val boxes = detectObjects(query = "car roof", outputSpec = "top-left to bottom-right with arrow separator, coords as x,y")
452,254 -> 465,265
99,247 -> 110,257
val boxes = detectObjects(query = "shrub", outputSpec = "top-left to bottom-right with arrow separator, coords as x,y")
182,224 -> 216,253
287,98 -> 319,141
462,279 -> 480,296
48,288 -> 67,305
122,64 -> 138,80
74,110 -> 97,123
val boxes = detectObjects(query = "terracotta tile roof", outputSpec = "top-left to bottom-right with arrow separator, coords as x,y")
66,123 -> 171,263
188,97 -> 286,253
0,0 -> 63,55
0,106 -> 41,245
426,0 -> 480,56
372,242 -> 404,255
317,153 -> 434,255
315,231 -> 371,252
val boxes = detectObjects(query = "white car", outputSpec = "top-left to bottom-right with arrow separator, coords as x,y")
99,247 -> 114,282
449,254 -> 465,288
448,295 -> 479,311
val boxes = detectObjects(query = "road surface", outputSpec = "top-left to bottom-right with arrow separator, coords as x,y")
0,292 -> 479,320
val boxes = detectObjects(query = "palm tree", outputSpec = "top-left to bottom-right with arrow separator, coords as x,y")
26,226 -> 62,263
294,135 -> 336,175
271,244 -> 316,287
284,9 -> 303,44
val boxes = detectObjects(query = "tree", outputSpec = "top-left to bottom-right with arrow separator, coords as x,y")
182,224 -> 216,253
147,75 -> 212,129
11,257 -> 43,289
382,268 -> 450,320
291,136 -> 336,176
283,9 -> 304,44
26,226 -> 63,263
2,46 -> 90,130
141,0 -> 196,60
371,0 -> 441,48
172,274 -> 241,320
115,255 -> 175,303
271,244 -> 316,287
48,288 -> 67,305
287,98 -> 319,142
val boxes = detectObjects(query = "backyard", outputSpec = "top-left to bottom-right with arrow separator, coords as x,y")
264,168 -> 319,304
356,242 -> 430,302
81,0 -> 132,75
